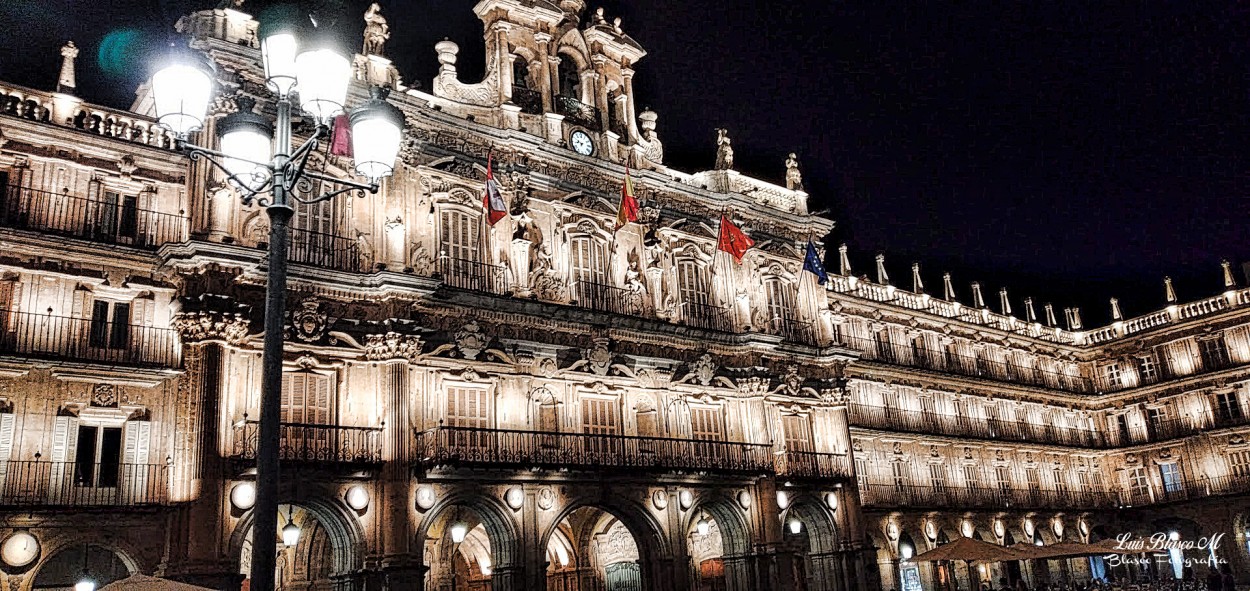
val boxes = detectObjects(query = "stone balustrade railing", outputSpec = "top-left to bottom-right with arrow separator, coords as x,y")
0,82 -> 176,150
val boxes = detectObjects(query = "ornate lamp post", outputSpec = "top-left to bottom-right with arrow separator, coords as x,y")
149,17 -> 403,591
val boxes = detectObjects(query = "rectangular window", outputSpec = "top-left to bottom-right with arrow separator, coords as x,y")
438,209 -> 481,262
782,415 -> 813,452
73,425 -> 122,488
1214,392 -> 1244,423
1199,338 -> 1230,371
88,300 -> 131,349
1128,466 -> 1150,497
855,458 -> 869,493
445,386 -> 488,428
1077,470 -> 1090,491
282,372 -> 332,425
1025,467 -> 1040,489
1138,355 -> 1159,383
891,461 -> 911,491
929,464 -> 948,492
1116,414 -> 1132,443
97,192 -> 138,241
1103,362 -> 1122,389
676,259 -> 711,309
580,397 -> 619,434
1053,469 -> 1069,495
763,278 -> 796,324
1227,451 -> 1250,478
1159,462 -> 1183,494
963,465 -> 979,490
995,466 -> 1012,493
689,406 -> 724,441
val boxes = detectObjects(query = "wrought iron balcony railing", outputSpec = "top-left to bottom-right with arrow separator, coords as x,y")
571,281 -> 647,317
0,186 -> 188,249
231,420 -> 383,464
284,227 -> 369,273
0,461 -> 169,507
859,483 -> 1119,510
679,301 -> 736,333
768,316 -> 820,346
775,450 -> 853,480
846,402 -> 1107,448
556,95 -> 601,131
415,426 -> 774,474
840,333 -> 1093,393
511,85 -> 543,115
0,308 -> 180,367
437,256 -> 509,295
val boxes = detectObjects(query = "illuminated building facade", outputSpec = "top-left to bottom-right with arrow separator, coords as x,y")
1,2 -> 1248,591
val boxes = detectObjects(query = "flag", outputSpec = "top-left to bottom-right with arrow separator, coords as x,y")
482,153 -> 507,226
615,165 -> 640,230
329,114 -> 353,157
804,240 -> 829,285
716,215 -> 754,263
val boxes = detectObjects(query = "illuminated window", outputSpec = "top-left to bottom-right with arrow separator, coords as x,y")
1077,470 -> 1089,491
1137,355 -> 1158,383
1227,450 -> 1250,478
438,209 -> 481,262
580,397 -> 620,435
994,466 -> 1011,494
1025,467 -> 1040,490
446,386 -> 488,428
891,461 -> 911,491
1159,462 -> 1183,494
569,236 -> 607,293
782,414 -> 813,452
855,457 -> 870,493
1102,363 -> 1122,389
763,277 -> 797,330
1053,469 -> 1069,495
282,372 -> 332,425
689,405 -> 724,441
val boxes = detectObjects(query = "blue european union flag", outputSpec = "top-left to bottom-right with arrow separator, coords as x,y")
804,241 -> 828,285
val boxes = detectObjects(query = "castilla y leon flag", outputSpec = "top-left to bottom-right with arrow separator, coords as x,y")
615,165 -> 640,230
482,152 -> 508,226
329,114 -> 353,157
717,214 -> 754,263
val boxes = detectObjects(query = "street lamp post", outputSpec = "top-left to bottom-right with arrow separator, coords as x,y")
149,17 -> 403,591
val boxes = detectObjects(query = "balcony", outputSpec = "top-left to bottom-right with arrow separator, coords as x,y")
0,461 -> 169,507
768,316 -> 820,346
679,302 -> 735,332
776,451 -> 852,480
0,308 -> 180,368
231,420 -> 383,464
0,186 -> 188,249
415,426 -> 774,474
571,281 -> 647,317
841,333 -> 1093,393
556,95 -> 601,131
847,402 -> 1107,448
511,85 -> 543,115
286,228 -> 369,273
437,256 -> 509,295
859,483 -> 1119,510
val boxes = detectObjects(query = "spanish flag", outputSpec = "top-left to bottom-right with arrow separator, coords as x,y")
614,165 -> 640,231
482,152 -> 507,226
716,215 -> 754,264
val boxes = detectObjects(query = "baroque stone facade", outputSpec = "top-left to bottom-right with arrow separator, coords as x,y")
1,3 -> 1248,591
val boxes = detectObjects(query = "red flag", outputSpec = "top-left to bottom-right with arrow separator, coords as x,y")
482,153 -> 508,226
329,114 -> 353,157
717,215 -> 754,263
614,165 -> 640,231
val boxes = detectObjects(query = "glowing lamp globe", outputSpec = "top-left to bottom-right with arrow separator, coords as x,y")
696,516 -> 710,536
260,11 -> 300,96
282,520 -> 301,547
349,87 -> 404,180
216,97 -> 273,189
75,580 -> 95,591
345,485 -> 370,511
294,35 -> 351,123
450,523 -> 468,544
150,49 -> 214,136
789,519 -> 803,535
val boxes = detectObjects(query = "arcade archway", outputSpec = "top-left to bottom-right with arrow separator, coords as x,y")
231,499 -> 365,591
30,544 -> 135,591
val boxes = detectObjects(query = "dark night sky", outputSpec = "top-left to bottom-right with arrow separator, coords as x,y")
2,0 -> 1248,327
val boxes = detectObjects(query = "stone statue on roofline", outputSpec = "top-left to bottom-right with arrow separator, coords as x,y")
714,128 -> 734,170
363,3 -> 390,57
786,152 -> 804,191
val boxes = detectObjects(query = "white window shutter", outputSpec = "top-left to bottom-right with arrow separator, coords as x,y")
123,420 -> 152,501
0,413 -> 16,490
49,415 -> 79,501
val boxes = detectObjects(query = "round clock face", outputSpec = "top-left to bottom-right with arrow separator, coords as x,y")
2,531 -> 40,568
570,130 -> 594,156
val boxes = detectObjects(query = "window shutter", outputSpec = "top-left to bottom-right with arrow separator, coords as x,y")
0,413 -> 15,488
129,296 -> 156,327
122,420 -> 152,501
49,415 -> 79,501
312,373 -> 331,425
0,279 -> 18,333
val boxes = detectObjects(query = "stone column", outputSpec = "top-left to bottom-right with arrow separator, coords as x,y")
547,55 -> 562,105
511,238 -> 533,295
534,33 -> 554,112
752,478 -> 798,590
520,485 -> 546,591
494,23 -> 513,103
622,66 -> 638,142
591,56 -> 610,132
379,361 -> 421,591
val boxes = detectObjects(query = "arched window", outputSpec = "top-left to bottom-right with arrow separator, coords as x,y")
513,58 -> 531,90
558,55 -> 580,98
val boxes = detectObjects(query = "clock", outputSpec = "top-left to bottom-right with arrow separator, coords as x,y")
1,531 -> 40,568
570,130 -> 594,156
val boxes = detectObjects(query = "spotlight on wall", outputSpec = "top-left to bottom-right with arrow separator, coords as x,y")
679,489 -> 694,510
825,492 -> 838,512
777,491 -> 790,510
506,487 -> 524,510
345,485 -> 369,511
230,482 -> 257,510
737,490 -> 752,509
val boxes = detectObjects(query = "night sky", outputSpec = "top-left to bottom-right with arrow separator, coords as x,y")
2,0 -> 1247,327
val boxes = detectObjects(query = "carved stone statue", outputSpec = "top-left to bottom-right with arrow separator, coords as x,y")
362,3 -> 390,57
58,41 -> 79,93
638,110 -> 663,165
714,128 -> 733,170
785,152 -> 804,191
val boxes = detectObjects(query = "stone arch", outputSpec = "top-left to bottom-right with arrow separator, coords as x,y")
23,539 -> 140,591
228,495 -> 367,578
687,492 -> 752,558
415,489 -> 522,580
783,494 -> 843,591
540,492 -> 671,591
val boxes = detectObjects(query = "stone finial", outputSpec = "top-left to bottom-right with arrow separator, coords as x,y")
57,41 -> 79,93
593,7 -> 607,24
1024,297 -> 1037,323
1223,260 -> 1236,288
943,273 -> 956,302
1044,303 -> 1057,327
785,153 -> 804,191
911,263 -> 924,294
1165,276 -> 1177,303
362,3 -> 390,57
999,288 -> 1012,316
560,0 -> 587,24
714,128 -> 733,170
1110,297 -> 1123,321
838,244 -> 851,276
1071,308 -> 1084,330
435,40 -> 459,75
613,17 -> 623,35
875,254 -> 889,285
971,282 -> 985,308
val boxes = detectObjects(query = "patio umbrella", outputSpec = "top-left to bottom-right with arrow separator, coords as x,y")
98,574 -> 217,591
914,536 -> 1022,563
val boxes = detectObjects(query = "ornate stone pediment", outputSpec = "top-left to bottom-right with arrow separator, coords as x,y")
173,310 -> 251,345
364,332 -> 424,362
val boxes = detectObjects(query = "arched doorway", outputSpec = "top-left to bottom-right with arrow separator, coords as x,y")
687,495 -> 753,591
782,497 -> 841,591
540,501 -> 670,591
232,500 -> 365,591
31,544 -> 134,591
897,532 -> 922,591
418,498 -> 519,591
